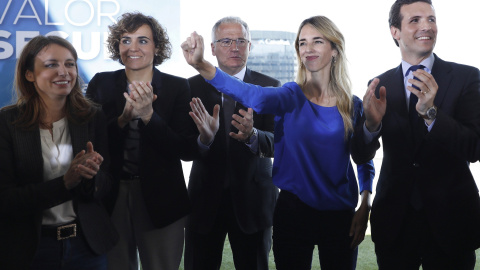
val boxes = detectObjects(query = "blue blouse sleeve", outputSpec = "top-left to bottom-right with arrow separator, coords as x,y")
352,95 -> 375,193
206,67 -> 296,115
357,160 -> 375,193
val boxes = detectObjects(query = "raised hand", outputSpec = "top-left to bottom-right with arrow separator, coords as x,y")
230,108 -> 254,142
118,96 -> 136,128
408,69 -> 438,119
363,78 -> 386,132
181,31 -> 205,68
181,32 -> 216,80
189,97 -> 220,145
124,81 -> 157,125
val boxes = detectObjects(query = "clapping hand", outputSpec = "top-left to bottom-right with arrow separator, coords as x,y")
363,78 -> 386,132
64,142 -> 103,190
189,97 -> 220,145
230,108 -> 254,142
124,81 -> 158,125
408,69 -> 438,123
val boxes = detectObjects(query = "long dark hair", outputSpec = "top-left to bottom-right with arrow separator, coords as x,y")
7,35 -> 97,129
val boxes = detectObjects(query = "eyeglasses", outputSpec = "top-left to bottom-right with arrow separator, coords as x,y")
214,38 -> 249,47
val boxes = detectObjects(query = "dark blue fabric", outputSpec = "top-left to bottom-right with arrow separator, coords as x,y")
31,232 -> 107,270
406,64 -> 425,90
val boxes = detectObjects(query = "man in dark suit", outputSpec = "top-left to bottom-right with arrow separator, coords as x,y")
352,0 -> 480,269
184,16 -> 280,270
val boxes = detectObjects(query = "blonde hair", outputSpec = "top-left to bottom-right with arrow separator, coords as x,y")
295,16 -> 353,138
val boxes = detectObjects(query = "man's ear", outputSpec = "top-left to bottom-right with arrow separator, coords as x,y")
391,26 -> 400,42
211,42 -> 216,56
25,70 -> 35,82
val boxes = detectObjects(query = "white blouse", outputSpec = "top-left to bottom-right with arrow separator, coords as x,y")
40,117 -> 76,225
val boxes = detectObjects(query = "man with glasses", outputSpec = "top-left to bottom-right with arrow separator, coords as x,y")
184,16 -> 280,270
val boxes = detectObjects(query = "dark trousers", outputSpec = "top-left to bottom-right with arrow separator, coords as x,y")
375,205 -> 476,270
184,189 -> 272,270
31,225 -> 106,270
272,190 -> 357,270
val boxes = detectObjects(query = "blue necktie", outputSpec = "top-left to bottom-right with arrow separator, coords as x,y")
407,65 -> 425,124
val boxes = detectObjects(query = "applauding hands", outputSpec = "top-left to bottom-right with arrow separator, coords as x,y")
63,142 -> 103,190
118,81 -> 158,127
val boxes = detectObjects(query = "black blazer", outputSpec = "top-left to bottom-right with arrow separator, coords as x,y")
187,68 -> 280,234
0,107 -> 118,270
352,54 -> 480,254
86,68 -> 193,228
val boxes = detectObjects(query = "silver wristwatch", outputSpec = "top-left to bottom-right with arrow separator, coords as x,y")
419,105 -> 437,120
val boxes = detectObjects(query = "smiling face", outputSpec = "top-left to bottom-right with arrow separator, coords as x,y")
298,23 -> 337,76
391,1 -> 437,64
25,43 -> 77,102
211,22 -> 251,76
119,24 -> 156,73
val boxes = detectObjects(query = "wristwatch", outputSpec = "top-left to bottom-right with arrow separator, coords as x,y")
244,127 -> 257,144
419,105 -> 437,120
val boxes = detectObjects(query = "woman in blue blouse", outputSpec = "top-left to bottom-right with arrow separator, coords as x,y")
182,16 -> 375,270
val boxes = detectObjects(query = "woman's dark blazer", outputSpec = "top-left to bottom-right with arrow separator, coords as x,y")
86,68 -> 193,228
0,106 -> 118,270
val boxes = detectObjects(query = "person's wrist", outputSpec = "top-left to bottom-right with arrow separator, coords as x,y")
418,105 -> 437,121
365,120 -> 380,133
200,134 -> 214,146
118,115 -> 128,128
243,127 -> 257,144
140,111 -> 153,125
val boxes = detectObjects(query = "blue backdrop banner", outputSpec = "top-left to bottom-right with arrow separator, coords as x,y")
0,0 -> 180,107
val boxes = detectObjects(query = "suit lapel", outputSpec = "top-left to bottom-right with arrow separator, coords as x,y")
431,54 -> 452,109
69,120 -> 88,157
151,68 -> 163,105
386,65 -> 411,140
15,127 -> 43,183
243,68 -> 256,84
235,68 -> 256,113
115,71 -> 128,116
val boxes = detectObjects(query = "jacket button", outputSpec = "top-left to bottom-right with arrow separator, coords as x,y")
413,162 -> 420,168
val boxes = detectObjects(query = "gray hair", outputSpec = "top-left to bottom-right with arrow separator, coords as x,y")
211,16 -> 250,42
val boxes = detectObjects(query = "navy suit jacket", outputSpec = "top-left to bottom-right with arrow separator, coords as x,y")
187,68 -> 280,234
352,54 -> 480,254
86,68 -> 194,228
0,107 -> 118,269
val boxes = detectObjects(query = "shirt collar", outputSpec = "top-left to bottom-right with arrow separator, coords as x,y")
220,66 -> 247,81
401,53 -> 435,77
